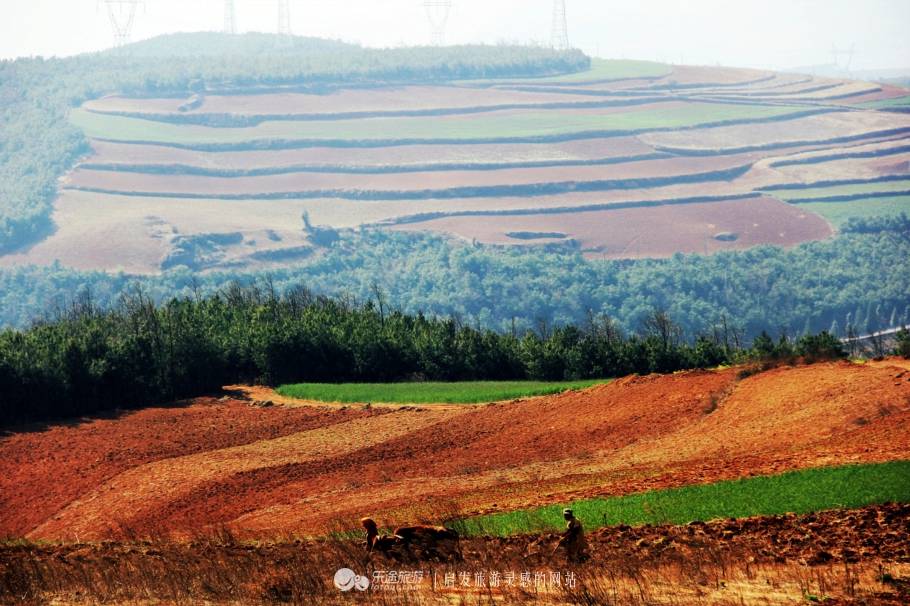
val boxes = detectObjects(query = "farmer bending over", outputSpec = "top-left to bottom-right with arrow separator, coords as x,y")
556,508 -> 589,563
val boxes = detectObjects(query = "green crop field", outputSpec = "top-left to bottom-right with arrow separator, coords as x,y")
766,179 -> 910,202
70,102 -> 804,145
794,194 -> 910,227
537,58 -> 673,82
454,461 -> 910,537
860,95 -> 910,110
276,379 -> 608,404
463,58 -> 673,84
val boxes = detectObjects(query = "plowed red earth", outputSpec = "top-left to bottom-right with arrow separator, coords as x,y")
2,360 -> 908,541
66,152 -> 758,196
390,195 -> 833,257
84,86 -> 610,116
4,505 -> 908,605
476,504 -> 910,567
85,136 -> 657,170
0,401 -> 380,537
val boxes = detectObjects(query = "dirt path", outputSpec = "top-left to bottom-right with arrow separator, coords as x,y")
226,383 -> 485,412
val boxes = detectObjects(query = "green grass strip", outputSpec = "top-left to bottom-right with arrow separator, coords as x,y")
70,102 -> 804,145
860,95 -> 910,110
454,461 -> 910,537
276,379 -> 608,404
794,195 -> 910,227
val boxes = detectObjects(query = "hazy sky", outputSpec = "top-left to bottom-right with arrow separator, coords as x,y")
2,0 -> 909,71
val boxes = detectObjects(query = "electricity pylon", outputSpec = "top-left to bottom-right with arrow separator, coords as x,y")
225,0 -> 236,34
551,0 -> 570,50
99,0 -> 143,47
422,1 -> 452,46
278,0 -> 292,36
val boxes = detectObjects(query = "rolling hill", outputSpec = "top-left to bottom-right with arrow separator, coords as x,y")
3,359 -> 907,540
1,56 -> 908,274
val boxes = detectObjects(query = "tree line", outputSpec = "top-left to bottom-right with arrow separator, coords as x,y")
2,224 -> 908,342
0,282 -> 855,427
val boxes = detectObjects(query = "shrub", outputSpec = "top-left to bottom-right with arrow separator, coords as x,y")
795,331 -> 845,363
896,327 -> 910,358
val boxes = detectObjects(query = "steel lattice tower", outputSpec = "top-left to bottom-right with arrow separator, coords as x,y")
422,1 -> 452,46
100,0 -> 142,47
224,0 -> 236,34
278,0 -> 292,36
551,0 -> 570,50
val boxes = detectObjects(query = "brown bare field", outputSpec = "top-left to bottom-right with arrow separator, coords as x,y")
0,181 -> 818,273
0,402 -> 379,538
649,65 -> 774,88
83,86 -> 609,116
772,151 -> 910,183
724,81 -> 883,102
838,84 -> 910,106
390,195 -> 833,257
2,360 -> 907,542
641,110 -> 910,152
3,505 -> 909,605
767,137 -> 910,166
65,152 -> 760,197
0,191 -> 327,274
518,65 -> 772,93
85,136 -> 658,170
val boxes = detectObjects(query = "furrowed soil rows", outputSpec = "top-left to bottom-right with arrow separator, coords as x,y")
3,360 -> 907,540
0,400 -> 377,537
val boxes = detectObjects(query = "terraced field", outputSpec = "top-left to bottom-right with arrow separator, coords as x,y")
3,59 -> 909,273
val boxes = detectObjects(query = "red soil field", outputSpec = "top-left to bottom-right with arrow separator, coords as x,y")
648,65 -> 774,88
0,401 -> 378,537
497,65 -> 770,91
66,152 -> 760,197
2,360 -> 907,541
390,195 -> 833,258
773,151 -> 910,183
84,86 -> 612,116
837,84 -> 910,106
641,110 -> 910,152
85,136 -> 657,170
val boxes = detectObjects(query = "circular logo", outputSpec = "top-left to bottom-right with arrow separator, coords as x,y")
334,568 -> 370,592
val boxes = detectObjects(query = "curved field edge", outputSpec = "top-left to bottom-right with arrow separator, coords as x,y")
454,461 -> 910,537
62,162 -> 753,201
275,379 -> 610,404
81,96 -> 675,126
67,104 -> 816,147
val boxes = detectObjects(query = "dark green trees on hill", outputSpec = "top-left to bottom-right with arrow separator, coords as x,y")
0,282 -> 848,427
